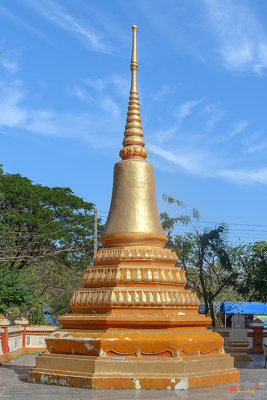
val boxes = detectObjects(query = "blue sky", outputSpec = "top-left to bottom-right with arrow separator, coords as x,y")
1,0 -> 267,245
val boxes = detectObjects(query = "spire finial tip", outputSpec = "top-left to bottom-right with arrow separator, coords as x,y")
132,25 -> 137,31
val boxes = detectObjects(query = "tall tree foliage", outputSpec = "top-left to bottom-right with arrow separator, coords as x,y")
0,165 -> 103,322
0,166 -> 100,267
23,259 -> 84,324
160,195 -> 238,326
236,241 -> 267,302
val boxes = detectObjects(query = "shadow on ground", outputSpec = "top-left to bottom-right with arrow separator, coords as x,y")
235,353 -> 265,369
1,363 -> 32,382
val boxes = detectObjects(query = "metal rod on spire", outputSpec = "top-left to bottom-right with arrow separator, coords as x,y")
119,25 -> 147,160
130,25 -> 138,93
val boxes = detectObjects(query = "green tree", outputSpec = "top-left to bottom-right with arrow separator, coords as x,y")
22,259 -> 84,324
0,165 -> 104,321
160,195 -> 238,327
0,166 -> 103,267
0,266 -> 34,317
236,241 -> 267,302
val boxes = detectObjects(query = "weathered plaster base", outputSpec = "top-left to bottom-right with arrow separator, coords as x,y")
28,353 -> 240,390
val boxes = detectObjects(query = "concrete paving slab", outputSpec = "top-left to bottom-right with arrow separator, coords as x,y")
0,354 -> 266,399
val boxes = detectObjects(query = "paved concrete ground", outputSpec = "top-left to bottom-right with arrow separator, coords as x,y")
0,354 -> 266,399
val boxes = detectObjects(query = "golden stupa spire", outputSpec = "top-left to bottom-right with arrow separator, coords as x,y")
119,25 -> 147,160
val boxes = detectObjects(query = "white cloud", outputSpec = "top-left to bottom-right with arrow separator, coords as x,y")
69,76 -> 126,118
99,96 -> 120,118
24,0 -> 111,53
176,97 -> 204,119
204,0 -> 267,73
109,76 -> 129,98
153,85 -> 173,101
154,127 -> 177,144
206,111 -> 224,132
220,168 -> 267,184
0,79 -> 123,149
0,82 -> 27,127
24,107 -> 123,149
203,103 -> 224,132
67,85 -> 92,103
0,57 -> 19,74
230,120 -> 250,137
241,131 -> 267,154
150,141 -> 267,186
2,77 -> 267,186
83,75 -> 129,97
83,78 -> 106,92
148,144 -> 207,175
244,142 -> 267,154
145,90 -> 266,185
0,4 -> 47,40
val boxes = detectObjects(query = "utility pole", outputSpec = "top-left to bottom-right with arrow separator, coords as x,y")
93,208 -> 97,257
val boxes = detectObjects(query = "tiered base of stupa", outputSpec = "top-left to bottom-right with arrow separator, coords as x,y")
29,352 -> 238,390
29,318 -> 239,390
29,242 -> 239,389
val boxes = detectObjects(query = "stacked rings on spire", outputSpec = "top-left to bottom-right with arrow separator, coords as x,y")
123,94 -> 144,146
120,93 -> 146,159
119,25 -> 147,160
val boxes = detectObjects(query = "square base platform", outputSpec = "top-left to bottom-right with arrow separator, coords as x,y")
29,353 -> 240,390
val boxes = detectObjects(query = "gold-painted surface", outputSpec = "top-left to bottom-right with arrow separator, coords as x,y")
70,288 -> 200,308
99,233 -> 167,248
93,247 -> 178,264
83,266 -> 186,286
120,145 -> 147,159
120,25 -> 146,159
101,159 -> 166,239
29,25 -> 239,392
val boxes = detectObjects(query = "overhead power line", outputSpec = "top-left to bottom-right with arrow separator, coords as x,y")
98,211 -> 267,228
186,221 -> 267,228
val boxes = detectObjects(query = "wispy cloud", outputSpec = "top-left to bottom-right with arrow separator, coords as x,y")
0,4 -> 47,40
203,103 -> 225,132
0,79 -> 123,149
0,81 -> 27,127
0,57 -> 19,74
109,76 -> 129,98
175,97 -> 204,120
148,97 -> 205,145
24,0 -> 111,53
67,85 -> 92,103
204,0 -> 267,73
241,131 -> 267,154
99,96 -> 120,118
148,144 -> 210,175
244,142 -> 267,154
150,141 -> 267,186
83,78 -> 106,92
230,120 -> 250,137
153,85 -> 173,101
220,168 -> 267,184
153,127 -> 177,144
83,75 -> 129,97
146,91 -> 267,185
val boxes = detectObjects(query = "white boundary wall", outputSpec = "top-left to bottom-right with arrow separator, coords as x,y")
0,324 -> 58,359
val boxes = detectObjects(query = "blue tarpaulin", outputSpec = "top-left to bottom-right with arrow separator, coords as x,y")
220,301 -> 267,314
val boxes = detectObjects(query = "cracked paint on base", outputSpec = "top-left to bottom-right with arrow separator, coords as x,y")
174,378 -> 189,390
133,378 -> 141,389
29,369 -> 240,390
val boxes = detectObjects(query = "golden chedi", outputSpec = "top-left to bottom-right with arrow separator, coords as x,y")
29,25 -> 240,390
